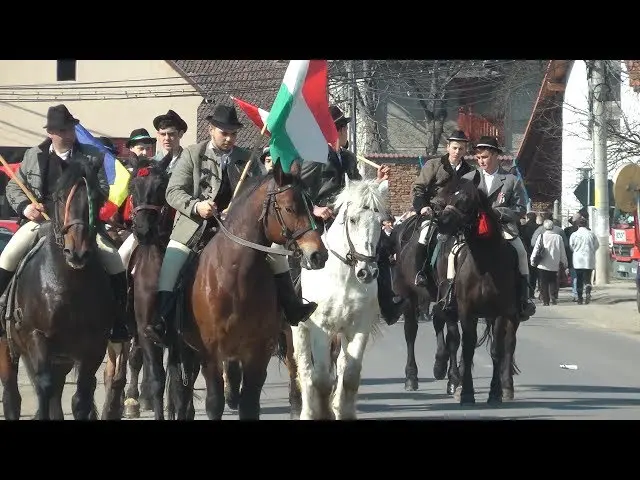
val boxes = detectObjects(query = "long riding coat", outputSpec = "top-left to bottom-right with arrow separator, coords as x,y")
165,140 -> 262,245
461,166 -> 527,239
411,154 -> 473,214
6,139 -> 109,220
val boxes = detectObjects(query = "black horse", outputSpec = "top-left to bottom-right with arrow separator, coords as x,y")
435,170 -> 521,405
0,160 -> 127,420
121,156 -> 174,420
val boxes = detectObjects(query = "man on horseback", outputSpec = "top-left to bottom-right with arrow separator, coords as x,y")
444,136 -> 536,320
144,104 -> 318,346
300,105 -> 402,325
0,104 -> 130,342
123,128 -> 157,172
412,130 -> 474,287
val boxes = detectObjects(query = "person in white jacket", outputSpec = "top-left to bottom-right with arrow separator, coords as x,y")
569,216 -> 600,304
530,219 -> 567,305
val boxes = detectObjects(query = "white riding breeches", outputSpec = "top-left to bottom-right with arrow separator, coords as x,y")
157,240 -> 291,293
118,233 -> 138,270
418,219 -> 432,245
0,220 -> 125,274
446,233 -> 529,280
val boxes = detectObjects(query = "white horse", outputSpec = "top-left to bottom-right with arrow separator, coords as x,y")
292,179 -> 386,420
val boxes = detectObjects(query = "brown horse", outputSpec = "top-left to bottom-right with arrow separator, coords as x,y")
0,160 -> 127,420
168,160 -> 328,420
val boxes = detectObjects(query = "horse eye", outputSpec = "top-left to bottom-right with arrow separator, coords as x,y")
349,217 -> 356,224
285,207 -> 294,214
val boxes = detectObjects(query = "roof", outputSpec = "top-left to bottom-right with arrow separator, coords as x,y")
170,60 -> 288,148
365,153 -> 515,161
625,60 -> 640,92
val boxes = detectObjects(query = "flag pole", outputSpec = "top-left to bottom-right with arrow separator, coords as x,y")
0,154 -> 50,221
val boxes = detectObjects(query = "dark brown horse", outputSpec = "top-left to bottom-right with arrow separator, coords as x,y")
0,160 -> 127,420
435,171 -> 521,405
119,156 -> 174,420
168,160 -> 328,420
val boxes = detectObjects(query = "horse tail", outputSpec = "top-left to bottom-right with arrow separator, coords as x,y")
276,328 -> 288,363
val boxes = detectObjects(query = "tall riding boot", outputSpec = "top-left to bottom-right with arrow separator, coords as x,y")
442,278 -> 457,317
414,244 -> 429,287
109,272 -> 132,343
144,290 -> 176,346
519,275 -> 537,321
274,272 -> 317,326
0,268 -> 15,337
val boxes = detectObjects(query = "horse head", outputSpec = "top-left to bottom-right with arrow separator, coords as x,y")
259,159 -> 328,270
128,155 -> 171,245
329,179 -> 386,284
436,169 -> 498,240
53,159 -> 105,270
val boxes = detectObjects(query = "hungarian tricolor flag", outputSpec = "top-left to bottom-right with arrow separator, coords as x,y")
0,163 -> 21,177
266,60 -> 338,173
231,96 -> 270,136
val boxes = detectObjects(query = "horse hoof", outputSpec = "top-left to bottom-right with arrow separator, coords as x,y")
502,389 -> 515,401
405,377 -> 419,391
139,397 -> 153,412
433,360 -> 447,380
123,398 -> 140,419
453,386 -> 462,402
290,410 -> 301,420
446,381 -> 457,396
459,394 -> 475,406
225,396 -> 239,411
487,396 -> 502,406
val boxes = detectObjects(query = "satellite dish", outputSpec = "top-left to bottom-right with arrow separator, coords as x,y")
613,163 -> 640,213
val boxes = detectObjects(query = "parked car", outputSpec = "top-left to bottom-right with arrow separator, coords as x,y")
0,219 -> 19,253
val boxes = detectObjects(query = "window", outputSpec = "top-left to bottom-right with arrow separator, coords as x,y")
57,60 -> 76,81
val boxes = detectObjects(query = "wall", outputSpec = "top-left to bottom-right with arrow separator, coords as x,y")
0,60 -> 202,148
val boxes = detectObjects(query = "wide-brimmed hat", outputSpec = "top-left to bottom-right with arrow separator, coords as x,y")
44,104 -> 80,130
206,104 -> 244,131
153,109 -> 188,133
330,105 -> 351,129
126,128 -> 156,148
98,137 -> 118,155
447,130 -> 469,142
475,135 -> 503,154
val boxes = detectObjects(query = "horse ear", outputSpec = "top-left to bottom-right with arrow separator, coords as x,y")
472,169 -> 481,188
289,159 -> 301,177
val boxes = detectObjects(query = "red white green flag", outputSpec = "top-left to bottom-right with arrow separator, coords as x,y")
231,96 -> 270,136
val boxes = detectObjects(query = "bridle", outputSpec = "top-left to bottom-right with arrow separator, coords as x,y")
327,202 -> 378,268
53,177 -> 95,247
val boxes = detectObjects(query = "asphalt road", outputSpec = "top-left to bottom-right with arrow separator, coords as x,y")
3,283 -> 640,420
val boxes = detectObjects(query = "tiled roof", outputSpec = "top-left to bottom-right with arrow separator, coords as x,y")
625,60 -> 640,92
365,153 -> 515,161
170,60 -> 288,148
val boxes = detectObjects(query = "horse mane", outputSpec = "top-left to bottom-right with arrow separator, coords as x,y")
232,170 -> 274,205
333,179 -> 388,215
54,159 -> 106,204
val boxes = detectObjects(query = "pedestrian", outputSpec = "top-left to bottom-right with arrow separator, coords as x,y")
569,216 -> 599,304
530,219 -> 567,306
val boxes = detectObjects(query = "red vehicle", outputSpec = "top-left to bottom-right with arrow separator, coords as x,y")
0,218 -> 19,253
610,211 -> 640,280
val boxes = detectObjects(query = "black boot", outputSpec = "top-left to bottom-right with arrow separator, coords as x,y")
377,267 -> 405,326
519,275 -> 536,321
109,272 -> 131,343
143,290 -> 176,346
0,268 -> 15,337
414,243 -> 429,287
274,272 -> 317,326
441,278 -> 457,317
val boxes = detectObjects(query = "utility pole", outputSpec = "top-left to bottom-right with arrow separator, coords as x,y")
590,60 -> 610,285
350,60 -> 357,158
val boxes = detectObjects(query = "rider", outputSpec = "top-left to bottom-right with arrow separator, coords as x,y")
444,135 -> 537,320
143,104 -> 318,346
412,130 -> 474,287
299,105 -> 403,325
122,128 -> 157,172
0,104 -> 130,342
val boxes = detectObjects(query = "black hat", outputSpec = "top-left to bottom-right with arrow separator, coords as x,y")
43,104 -> 80,130
447,130 -> 469,142
475,135 -> 503,154
330,105 -> 351,128
153,109 -> 188,133
205,104 -> 244,131
126,128 -> 156,148
98,137 -> 118,155
260,146 -> 270,163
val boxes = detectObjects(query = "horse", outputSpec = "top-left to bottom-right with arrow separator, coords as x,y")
118,156 -> 174,420
168,159 -> 328,420
292,179 -> 385,420
391,209 -> 463,395
435,170 -> 521,405
0,160 -> 127,420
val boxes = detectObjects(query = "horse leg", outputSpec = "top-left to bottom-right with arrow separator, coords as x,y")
332,331 -> 369,420
201,357 -> 225,420
124,339 -> 143,419
404,300 -> 420,391
457,313 -> 478,405
223,360 -> 241,411
487,317 -> 505,405
0,338 -> 21,420
140,337 -> 165,420
432,306 -> 448,382
102,341 -> 129,420
48,362 -> 72,420
72,351 -> 104,420
167,344 -> 199,420
307,324 -> 334,420
238,348 -> 272,420
283,326 -> 302,419
27,331 -> 54,420
444,316 -> 461,395
501,318 -> 520,402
